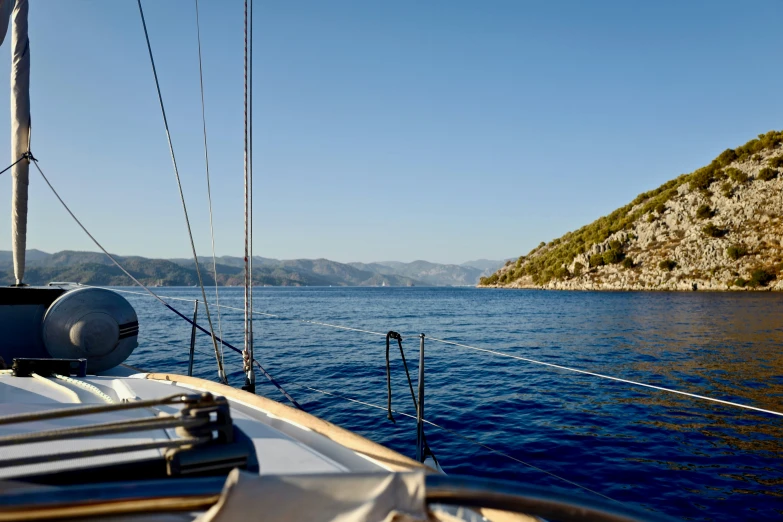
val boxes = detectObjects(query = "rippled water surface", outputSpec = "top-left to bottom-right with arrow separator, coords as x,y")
124,287 -> 783,521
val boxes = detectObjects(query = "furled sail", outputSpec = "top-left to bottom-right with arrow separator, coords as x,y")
9,0 -> 30,285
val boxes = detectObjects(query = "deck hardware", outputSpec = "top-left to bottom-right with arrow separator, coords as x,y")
12,357 -> 87,377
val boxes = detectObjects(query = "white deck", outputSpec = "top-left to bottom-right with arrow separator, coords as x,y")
0,370 -> 387,480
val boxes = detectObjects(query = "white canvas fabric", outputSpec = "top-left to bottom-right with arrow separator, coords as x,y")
198,470 -> 429,522
10,0 -> 30,285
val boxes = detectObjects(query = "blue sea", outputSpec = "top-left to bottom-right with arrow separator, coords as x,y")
124,287 -> 783,521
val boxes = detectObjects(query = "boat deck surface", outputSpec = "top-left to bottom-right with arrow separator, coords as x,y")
0,368 -> 401,481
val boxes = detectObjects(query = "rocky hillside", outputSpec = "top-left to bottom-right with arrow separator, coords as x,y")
480,130 -> 783,291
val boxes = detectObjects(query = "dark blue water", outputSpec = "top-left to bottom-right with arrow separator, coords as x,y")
125,287 -> 783,521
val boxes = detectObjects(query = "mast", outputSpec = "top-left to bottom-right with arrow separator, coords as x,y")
10,0 -> 30,286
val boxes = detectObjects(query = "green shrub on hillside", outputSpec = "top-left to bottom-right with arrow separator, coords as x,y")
768,156 -> 783,169
758,167 -> 778,181
734,278 -> 748,288
573,262 -> 584,276
702,223 -> 727,238
603,249 -> 623,264
622,257 -> 635,269
721,182 -> 734,198
726,167 -> 748,183
750,268 -> 776,287
726,245 -> 747,260
480,273 -> 499,285
553,267 -> 570,280
589,254 -> 605,267
655,203 -> 666,214
689,165 -> 724,191
659,259 -> 677,271
696,204 -> 714,219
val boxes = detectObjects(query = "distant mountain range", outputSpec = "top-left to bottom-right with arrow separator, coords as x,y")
0,250 -> 506,287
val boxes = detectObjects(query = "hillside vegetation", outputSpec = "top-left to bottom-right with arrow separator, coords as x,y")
480,130 -> 783,291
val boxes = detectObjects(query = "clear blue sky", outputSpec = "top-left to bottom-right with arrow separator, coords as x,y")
0,1 -> 781,264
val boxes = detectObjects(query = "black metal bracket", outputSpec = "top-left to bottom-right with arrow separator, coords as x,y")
12,358 -> 87,377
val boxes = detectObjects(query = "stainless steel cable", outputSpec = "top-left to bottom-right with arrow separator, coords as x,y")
426,336 -> 783,417
248,0 -> 255,391
287,383 -> 620,504
193,0 -> 225,367
76,286 -> 783,417
242,0 -> 255,390
136,0 -> 226,384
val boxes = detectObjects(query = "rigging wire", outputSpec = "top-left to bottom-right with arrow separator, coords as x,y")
0,154 -> 27,177
30,159 -> 300,409
248,0 -> 255,394
287,382 -> 620,505
193,0 -> 225,366
136,0 -> 226,384
242,0 -> 255,392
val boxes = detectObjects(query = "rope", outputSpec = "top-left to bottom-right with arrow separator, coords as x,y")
136,0 -> 226,384
426,337 -> 783,418
30,372 -> 80,403
193,0 -> 225,366
31,160 -> 300,410
384,331 -> 417,423
288,383 -> 619,505
53,374 -> 116,404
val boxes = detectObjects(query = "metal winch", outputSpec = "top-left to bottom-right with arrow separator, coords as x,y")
0,286 -> 138,373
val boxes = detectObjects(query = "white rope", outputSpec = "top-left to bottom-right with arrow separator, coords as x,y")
289,383 -> 619,504
30,373 -> 80,403
427,336 -> 783,418
53,374 -> 115,404
193,0 -> 225,366
136,0 -> 226,383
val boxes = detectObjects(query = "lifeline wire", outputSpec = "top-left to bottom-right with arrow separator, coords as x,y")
95,286 -> 387,336
288,383 -> 619,505
31,159 -> 301,410
193,0 -> 225,365
136,0 -> 226,384
81,286 -> 783,418
426,336 -> 783,418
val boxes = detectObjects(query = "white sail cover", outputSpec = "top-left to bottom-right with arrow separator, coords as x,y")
198,470 -> 429,522
9,0 -> 29,285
